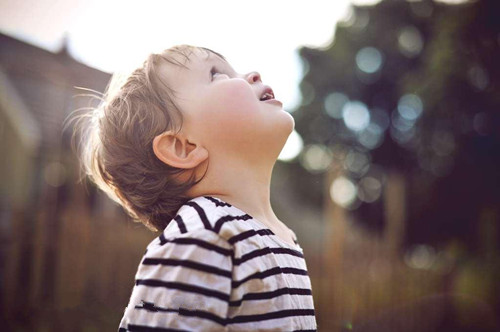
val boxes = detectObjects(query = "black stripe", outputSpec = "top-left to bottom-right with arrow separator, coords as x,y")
135,301 -> 176,313
232,267 -> 308,288
178,307 -> 226,326
228,228 -> 274,244
185,202 -> 212,230
135,279 -> 230,302
158,237 -> 233,256
228,309 -> 315,324
293,330 -> 317,332
142,258 -> 232,278
158,232 -> 167,245
204,196 -> 232,207
133,303 -> 316,328
174,215 -> 187,234
134,304 -> 226,326
213,214 -> 252,233
127,324 -> 188,331
229,287 -> 312,307
233,247 -> 304,265
270,247 -> 304,258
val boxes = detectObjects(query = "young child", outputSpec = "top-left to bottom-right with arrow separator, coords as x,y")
78,45 -> 317,331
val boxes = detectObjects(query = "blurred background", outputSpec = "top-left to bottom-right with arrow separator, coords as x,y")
1,0 -> 499,331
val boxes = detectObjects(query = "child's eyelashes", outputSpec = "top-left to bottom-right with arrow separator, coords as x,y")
210,66 -> 228,80
210,66 -> 218,79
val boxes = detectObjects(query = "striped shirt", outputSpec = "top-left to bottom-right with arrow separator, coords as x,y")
118,195 -> 317,331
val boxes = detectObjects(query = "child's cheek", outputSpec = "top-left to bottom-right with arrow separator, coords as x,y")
205,81 -> 261,127
218,80 -> 258,112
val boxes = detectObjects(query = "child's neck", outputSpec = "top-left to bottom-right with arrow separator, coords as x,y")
191,157 -> 283,230
210,189 -> 296,247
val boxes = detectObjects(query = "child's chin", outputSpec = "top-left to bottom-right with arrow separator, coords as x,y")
281,112 -> 295,134
276,116 -> 296,146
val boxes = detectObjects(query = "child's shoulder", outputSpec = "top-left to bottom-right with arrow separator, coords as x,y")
150,195 -> 257,248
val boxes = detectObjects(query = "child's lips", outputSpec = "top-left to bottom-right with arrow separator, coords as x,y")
263,98 -> 283,106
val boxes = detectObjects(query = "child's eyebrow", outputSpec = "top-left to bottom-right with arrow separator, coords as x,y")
206,56 -> 227,65
200,48 -> 228,64
198,48 -> 238,76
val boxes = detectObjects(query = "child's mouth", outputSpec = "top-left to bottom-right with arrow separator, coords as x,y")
260,87 -> 275,101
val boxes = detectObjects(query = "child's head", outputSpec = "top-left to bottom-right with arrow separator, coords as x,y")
76,45 -> 294,231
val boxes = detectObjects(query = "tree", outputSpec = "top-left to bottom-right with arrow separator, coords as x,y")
291,0 -> 500,249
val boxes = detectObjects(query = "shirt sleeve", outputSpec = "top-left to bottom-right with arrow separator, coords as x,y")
118,228 -> 234,332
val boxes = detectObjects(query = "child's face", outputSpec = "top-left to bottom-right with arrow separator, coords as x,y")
159,48 -> 295,161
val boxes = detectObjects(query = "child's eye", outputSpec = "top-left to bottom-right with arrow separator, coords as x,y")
210,67 -> 219,80
210,66 -> 227,80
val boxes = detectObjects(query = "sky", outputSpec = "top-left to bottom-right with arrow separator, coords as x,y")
0,0 -> 384,111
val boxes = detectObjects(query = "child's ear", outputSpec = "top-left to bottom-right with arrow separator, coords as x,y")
152,131 -> 208,169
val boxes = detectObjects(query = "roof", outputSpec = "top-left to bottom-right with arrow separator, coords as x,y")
0,33 -> 111,150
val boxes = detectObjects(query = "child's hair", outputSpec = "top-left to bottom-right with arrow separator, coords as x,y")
72,45 -> 221,232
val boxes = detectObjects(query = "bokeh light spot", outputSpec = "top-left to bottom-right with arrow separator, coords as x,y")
357,123 -> 384,150
397,94 -> 423,121
468,65 -> 489,90
404,244 -> 436,270
324,92 -> 349,119
392,109 -> 416,132
357,176 -> 382,203
330,176 -> 358,208
342,101 -> 371,132
344,149 -> 371,177
398,26 -> 424,58
300,144 -> 334,174
355,47 -> 383,74
278,129 -> 303,162
473,112 -> 490,136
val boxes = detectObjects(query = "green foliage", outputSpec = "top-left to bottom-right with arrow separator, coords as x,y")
288,0 -> 500,245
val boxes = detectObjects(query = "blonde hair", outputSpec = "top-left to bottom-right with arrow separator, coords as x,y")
72,45 -> 222,231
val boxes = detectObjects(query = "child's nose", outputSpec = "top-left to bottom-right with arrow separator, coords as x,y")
246,71 -> 262,83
